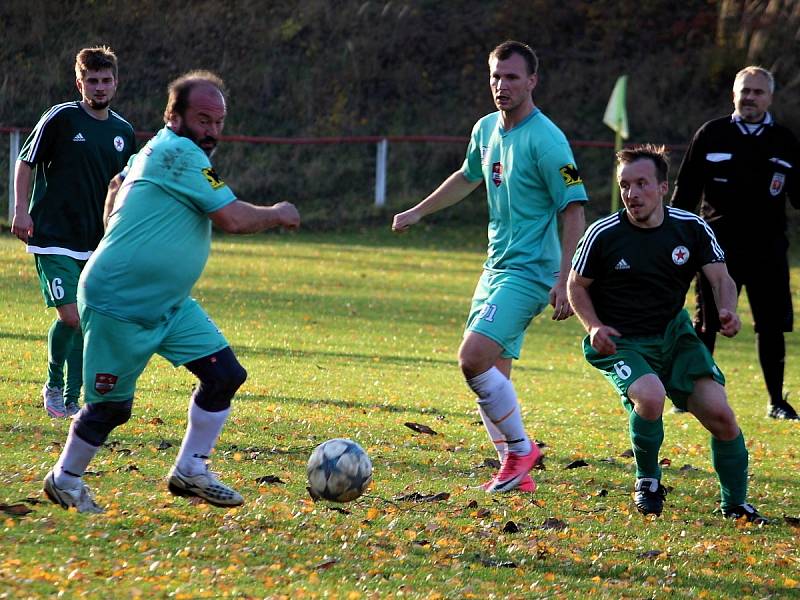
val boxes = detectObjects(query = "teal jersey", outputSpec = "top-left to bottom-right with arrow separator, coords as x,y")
461,108 -> 588,286
19,101 -> 135,258
78,127 -> 236,327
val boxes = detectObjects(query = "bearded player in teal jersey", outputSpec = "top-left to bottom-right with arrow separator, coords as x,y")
42,71 -> 300,513
12,46 -> 135,419
393,41 -> 587,493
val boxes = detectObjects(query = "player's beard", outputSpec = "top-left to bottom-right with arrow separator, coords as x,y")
176,123 -> 217,157
86,98 -> 110,110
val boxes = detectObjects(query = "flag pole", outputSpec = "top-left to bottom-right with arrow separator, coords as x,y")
610,129 -> 622,212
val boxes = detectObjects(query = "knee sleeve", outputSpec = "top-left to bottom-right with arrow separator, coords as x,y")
73,399 -> 133,446
185,347 -> 247,412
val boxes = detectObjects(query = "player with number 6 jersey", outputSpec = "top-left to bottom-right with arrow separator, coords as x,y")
568,145 -> 767,523
11,46 -> 135,419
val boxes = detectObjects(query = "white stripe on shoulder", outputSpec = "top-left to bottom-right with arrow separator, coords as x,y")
666,206 -> 725,260
109,109 -> 133,128
573,212 -> 621,274
22,102 -> 79,162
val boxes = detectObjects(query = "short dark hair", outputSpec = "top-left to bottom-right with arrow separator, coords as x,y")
75,46 -> 118,80
616,144 -> 670,183
163,70 -> 227,123
489,40 -> 538,75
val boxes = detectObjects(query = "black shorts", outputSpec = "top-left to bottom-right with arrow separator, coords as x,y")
694,250 -> 793,334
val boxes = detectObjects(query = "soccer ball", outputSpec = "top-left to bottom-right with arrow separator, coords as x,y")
306,438 -> 372,502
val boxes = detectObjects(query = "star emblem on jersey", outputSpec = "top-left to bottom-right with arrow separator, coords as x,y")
94,373 -> 118,395
114,136 -> 125,152
73,133 -> 86,142
491,162 -> 503,187
770,172 -> 785,196
671,246 -> 690,265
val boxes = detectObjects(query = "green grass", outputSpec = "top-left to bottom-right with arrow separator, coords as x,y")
0,227 -> 798,599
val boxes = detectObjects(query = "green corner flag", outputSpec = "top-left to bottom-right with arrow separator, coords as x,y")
603,75 -> 629,211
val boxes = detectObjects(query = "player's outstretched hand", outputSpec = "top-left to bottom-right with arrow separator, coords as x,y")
274,201 -> 300,230
589,324 -> 621,356
549,281 -> 574,321
11,212 -> 33,243
392,209 -> 420,232
718,308 -> 741,338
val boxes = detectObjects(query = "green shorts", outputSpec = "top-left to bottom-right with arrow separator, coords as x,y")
79,297 -> 229,403
583,310 -> 725,411
34,254 -> 86,307
465,270 -> 550,359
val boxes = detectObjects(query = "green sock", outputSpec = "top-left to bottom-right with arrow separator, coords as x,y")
711,432 -> 748,509
46,320 -> 77,389
629,410 -> 664,480
64,331 -> 83,405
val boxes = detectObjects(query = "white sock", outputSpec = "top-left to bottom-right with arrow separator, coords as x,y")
175,400 -> 230,476
468,367 -> 532,455
54,424 -> 101,489
477,401 -> 507,461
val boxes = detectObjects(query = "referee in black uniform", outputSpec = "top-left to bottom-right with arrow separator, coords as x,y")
671,66 -> 800,420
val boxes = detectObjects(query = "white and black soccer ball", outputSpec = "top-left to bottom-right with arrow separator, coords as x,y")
306,438 -> 372,502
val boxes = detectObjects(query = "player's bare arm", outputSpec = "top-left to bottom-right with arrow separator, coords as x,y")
11,161 -> 34,242
567,269 -> 621,355
210,199 -> 300,234
392,171 -> 480,232
701,261 -> 741,338
550,201 -> 586,320
103,174 -> 125,229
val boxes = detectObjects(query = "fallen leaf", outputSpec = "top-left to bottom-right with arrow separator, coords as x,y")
255,475 -> 285,485
466,500 -> 478,509
327,506 -> 351,515
619,449 -> 634,458
315,559 -> 337,570
565,460 -> 589,469
502,520 -> 520,533
679,464 -> 698,471
476,508 -> 491,518
477,555 -> 517,568
783,515 -> 800,527
482,458 -> 501,469
540,518 -> 568,531
148,417 -> 164,425
156,440 -> 173,450
638,549 -> 662,559
404,422 -> 437,435
0,503 -> 33,516
659,458 -> 672,466
394,492 -> 450,503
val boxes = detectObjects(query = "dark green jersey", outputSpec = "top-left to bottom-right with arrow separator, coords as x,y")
19,101 -> 135,258
572,206 -> 725,336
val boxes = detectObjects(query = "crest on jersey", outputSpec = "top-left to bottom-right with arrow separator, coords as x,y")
113,136 -> 125,152
559,163 -> 583,187
770,172 -> 785,196
672,246 -> 690,265
491,162 -> 503,187
94,373 -> 118,395
202,167 -> 226,189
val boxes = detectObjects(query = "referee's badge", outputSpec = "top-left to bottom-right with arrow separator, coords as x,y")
671,246 -> 690,265
770,172 -> 785,196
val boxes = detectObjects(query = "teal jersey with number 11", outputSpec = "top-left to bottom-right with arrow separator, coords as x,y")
461,108 -> 588,287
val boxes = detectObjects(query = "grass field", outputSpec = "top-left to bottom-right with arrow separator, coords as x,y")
0,227 -> 798,599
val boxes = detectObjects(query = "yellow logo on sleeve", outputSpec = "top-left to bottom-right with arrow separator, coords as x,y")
559,164 -> 583,187
202,167 -> 225,189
